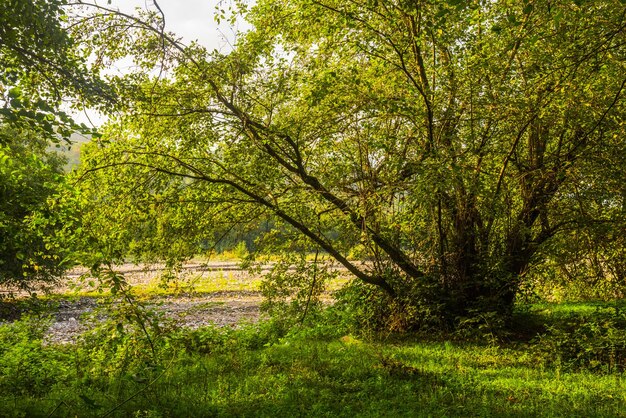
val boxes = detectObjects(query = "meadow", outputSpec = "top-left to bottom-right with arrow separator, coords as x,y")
1,267 -> 625,417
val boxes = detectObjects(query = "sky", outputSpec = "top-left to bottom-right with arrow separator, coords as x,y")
109,0 -> 246,51
73,0 -> 250,127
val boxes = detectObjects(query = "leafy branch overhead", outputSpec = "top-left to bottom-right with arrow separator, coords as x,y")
0,0 -> 114,142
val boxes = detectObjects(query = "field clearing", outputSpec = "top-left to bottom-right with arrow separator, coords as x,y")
62,260 -> 352,295
17,261 -> 352,344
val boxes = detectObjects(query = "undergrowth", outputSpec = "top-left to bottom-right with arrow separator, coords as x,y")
1,301 -> 626,417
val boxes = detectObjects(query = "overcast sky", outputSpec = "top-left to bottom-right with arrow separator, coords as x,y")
74,0 -> 250,127
109,0 -> 246,50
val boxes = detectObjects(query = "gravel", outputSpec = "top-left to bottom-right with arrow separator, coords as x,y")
42,293 -> 264,345
1,262 -> 267,345
3,260 -> 348,345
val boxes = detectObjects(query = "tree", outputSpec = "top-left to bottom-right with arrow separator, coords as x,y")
0,0 -> 112,290
0,0 -> 112,143
76,0 -> 626,327
0,126 -> 78,291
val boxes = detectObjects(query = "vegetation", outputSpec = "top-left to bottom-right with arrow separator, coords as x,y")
72,0 -> 626,327
0,126 -> 74,291
0,0 -> 109,290
0,0 -> 110,142
1,303 -> 626,417
1,0 -> 626,416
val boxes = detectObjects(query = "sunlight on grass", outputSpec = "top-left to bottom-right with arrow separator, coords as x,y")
2,302 -> 626,416
53,262 -> 352,299
530,300 -> 626,316
132,272 -> 264,296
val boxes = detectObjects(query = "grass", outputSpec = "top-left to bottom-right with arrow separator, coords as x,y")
133,272 -> 264,297
1,332 -> 625,417
44,257 -> 350,300
1,302 -> 626,417
529,300 -> 626,316
2,262 -> 626,418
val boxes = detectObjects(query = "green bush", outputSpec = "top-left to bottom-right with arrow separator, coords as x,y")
331,278 -> 446,336
174,318 -> 290,355
0,316 -> 70,396
534,306 -> 626,373
260,257 -> 332,328
0,127 -> 78,292
73,296 -> 177,389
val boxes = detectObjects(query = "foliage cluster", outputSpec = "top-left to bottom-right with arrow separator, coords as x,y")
259,253 -> 334,327
0,0 -> 111,292
0,0 -> 110,142
0,316 -> 70,397
534,304 -> 626,374
0,127 -> 79,291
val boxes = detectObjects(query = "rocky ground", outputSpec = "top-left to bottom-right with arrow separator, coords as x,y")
2,260 -> 353,344
3,262 -> 269,345
43,292 -> 265,345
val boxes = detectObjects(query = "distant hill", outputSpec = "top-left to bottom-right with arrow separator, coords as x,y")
49,132 -> 91,172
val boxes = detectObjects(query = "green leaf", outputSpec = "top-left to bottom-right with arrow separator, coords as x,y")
523,3 -> 534,14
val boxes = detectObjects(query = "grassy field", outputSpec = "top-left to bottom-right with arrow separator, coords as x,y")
53,259 -> 351,299
1,263 -> 626,417
1,299 -> 626,417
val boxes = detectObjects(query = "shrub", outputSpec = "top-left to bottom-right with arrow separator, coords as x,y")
74,296 -> 175,385
260,256 -> 332,327
331,278 -> 446,336
534,306 -> 626,373
0,316 -> 70,395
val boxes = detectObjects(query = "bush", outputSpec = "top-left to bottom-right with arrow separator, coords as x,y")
0,316 -> 70,395
534,306 -> 626,373
0,127 -> 77,292
73,295 -> 177,387
331,278 -> 446,336
260,256 -> 332,327
173,317 -> 295,357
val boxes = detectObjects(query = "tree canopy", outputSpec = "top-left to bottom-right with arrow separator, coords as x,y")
75,0 -> 626,326
0,0 -> 111,142
0,0 -> 111,290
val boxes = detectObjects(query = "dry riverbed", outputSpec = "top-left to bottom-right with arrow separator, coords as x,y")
1,261 -> 349,344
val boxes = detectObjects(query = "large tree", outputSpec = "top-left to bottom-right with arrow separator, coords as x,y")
76,0 -> 626,325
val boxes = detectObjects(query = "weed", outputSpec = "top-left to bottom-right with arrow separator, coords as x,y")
0,316 -> 71,396
534,304 -> 626,373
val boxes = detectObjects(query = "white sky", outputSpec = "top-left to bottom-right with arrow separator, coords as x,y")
109,0 -> 247,51
74,0 -> 250,127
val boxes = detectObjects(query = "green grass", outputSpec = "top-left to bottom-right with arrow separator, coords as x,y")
529,300 -> 626,316
1,336 -> 625,417
2,302 -> 626,417
132,272 -> 263,297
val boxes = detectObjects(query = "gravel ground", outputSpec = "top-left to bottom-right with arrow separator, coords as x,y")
3,260 -> 351,344
3,262 -> 268,345
42,292 -> 265,345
